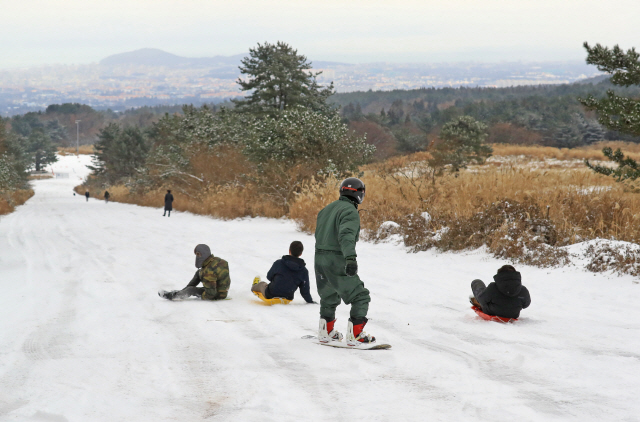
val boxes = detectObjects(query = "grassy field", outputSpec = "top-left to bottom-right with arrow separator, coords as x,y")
78,141 -> 640,268
58,145 -> 95,155
0,189 -> 34,215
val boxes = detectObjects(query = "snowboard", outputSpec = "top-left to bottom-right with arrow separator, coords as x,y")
471,306 -> 517,323
301,335 -> 391,350
158,290 -> 232,301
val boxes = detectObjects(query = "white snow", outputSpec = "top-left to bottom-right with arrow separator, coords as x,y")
1,154 -> 640,421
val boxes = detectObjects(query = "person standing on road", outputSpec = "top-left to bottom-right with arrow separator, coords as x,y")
85,190 -> 90,202
159,244 -> 231,301
163,189 -> 173,217
314,177 -> 375,346
104,191 -> 110,203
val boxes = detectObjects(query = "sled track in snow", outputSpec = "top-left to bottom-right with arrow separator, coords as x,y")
2,154 -> 640,421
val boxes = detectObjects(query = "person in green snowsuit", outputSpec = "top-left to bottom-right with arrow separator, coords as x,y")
315,177 -> 376,345
159,244 -> 231,301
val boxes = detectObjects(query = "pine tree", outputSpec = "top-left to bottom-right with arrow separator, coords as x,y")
580,42 -> 640,183
26,128 -> 57,171
89,124 -> 149,184
579,42 -> 640,136
233,42 -> 334,116
0,120 -> 29,191
585,147 -> 640,184
428,115 -> 492,178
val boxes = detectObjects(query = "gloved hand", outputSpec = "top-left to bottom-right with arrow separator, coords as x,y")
345,258 -> 358,277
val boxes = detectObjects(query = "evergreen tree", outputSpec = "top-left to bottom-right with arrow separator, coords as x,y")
11,112 -> 43,137
45,120 -> 69,146
585,147 -> 640,184
242,106 -> 374,209
89,124 -> 149,184
553,124 -> 582,148
428,116 -> 492,176
234,42 -> 334,116
0,120 -> 29,191
26,128 -> 57,171
387,100 -> 405,125
579,42 -> 640,136
580,42 -> 640,183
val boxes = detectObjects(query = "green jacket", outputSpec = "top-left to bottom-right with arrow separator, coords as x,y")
314,196 -> 360,258
188,255 -> 231,300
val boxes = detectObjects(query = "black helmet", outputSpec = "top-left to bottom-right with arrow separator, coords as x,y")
340,177 -> 365,204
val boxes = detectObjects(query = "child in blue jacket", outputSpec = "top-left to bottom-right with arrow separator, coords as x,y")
252,241 -> 315,303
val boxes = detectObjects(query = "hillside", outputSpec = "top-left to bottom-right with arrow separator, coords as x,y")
1,154 -> 639,421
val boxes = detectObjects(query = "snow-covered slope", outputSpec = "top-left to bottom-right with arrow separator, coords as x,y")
1,154 -> 639,422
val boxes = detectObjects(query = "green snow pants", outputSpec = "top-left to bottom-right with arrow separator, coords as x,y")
314,250 -> 370,321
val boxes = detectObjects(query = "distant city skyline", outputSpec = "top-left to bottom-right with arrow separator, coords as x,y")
1,0 -> 639,69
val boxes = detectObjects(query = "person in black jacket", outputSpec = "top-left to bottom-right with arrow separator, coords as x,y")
251,241 -> 315,304
470,265 -> 531,319
163,190 -> 173,217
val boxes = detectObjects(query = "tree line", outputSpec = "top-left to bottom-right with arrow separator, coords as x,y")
333,73 -> 640,157
85,42 -> 373,211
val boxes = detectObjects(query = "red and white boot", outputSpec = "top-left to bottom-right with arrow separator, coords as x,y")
347,317 -> 376,346
319,318 -> 344,343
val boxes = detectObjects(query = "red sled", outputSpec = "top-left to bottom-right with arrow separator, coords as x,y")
471,306 -> 517,323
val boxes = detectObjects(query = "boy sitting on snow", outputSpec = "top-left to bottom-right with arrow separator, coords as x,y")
159,244 -> 230,301
470,265 -> 531,319
251,241 -> 315,304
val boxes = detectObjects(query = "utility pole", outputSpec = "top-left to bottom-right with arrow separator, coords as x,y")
75,120 -> 81,154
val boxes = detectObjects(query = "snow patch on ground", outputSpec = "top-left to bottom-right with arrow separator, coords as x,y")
1,154 -> 639,421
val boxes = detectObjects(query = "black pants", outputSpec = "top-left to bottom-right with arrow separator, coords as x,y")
163,209 -> 171,216
174,286 -> 204,300
471,279 -> 486,307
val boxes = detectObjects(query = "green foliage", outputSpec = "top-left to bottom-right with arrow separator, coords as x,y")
0,120 -> 29,191
429,116 -> 491,175
585,147 -> 640,182
234,42 -> 334,116
244,106 -> 374,175
334,80 -> 639,151
89,124 -> 149,184
26,128 -> 58,171
579,43 -> 640,137
580,43 -> 640,185
11,112 -> 43,137
45,120 -> 69,145
45,103 -> 95,115
391,125 -> 429,153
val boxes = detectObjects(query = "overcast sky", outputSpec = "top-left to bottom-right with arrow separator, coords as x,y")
1,0 -> 639,68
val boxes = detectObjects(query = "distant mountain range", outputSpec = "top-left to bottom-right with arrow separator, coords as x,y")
100,48 -> 246,68
99,48 -> 347,71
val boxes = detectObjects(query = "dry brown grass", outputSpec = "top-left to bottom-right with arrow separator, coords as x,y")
75,140 -> 640,268
58,145 -> 94,155
28,174 -> 54,180
289,149 -> 640,267
0,189 -> 34,215
76,182 -> 285,220
490,141 -> 640,162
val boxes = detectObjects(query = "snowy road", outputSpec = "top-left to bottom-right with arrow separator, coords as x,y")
1,154 -> 640,422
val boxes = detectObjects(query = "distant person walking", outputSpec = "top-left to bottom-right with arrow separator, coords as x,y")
163,190 -> 174,217
85,190 -> 90,202
104,191 -> 110,203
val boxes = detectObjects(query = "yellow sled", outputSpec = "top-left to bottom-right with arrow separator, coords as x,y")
252,276 -> 292,305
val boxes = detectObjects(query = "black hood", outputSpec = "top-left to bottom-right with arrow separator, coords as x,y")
493,271 -> 522,297
194,244 -> 212,268
282,255 -> 306,272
